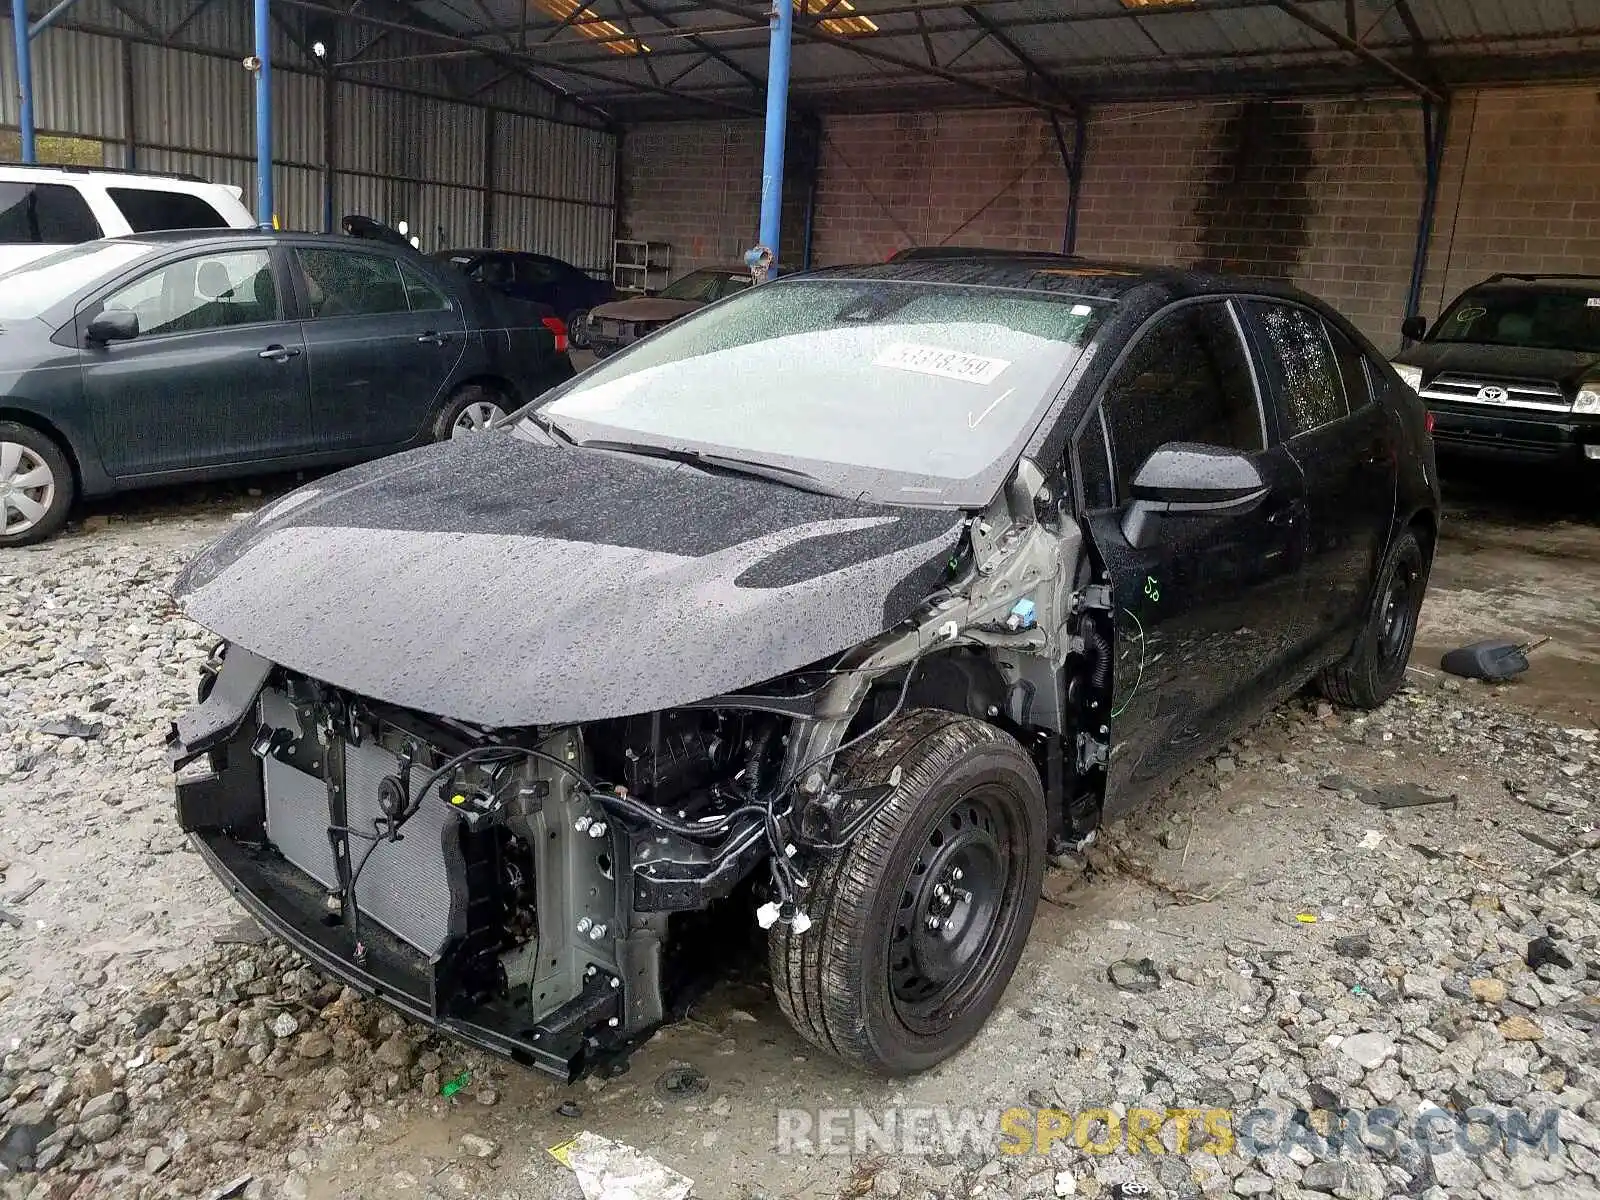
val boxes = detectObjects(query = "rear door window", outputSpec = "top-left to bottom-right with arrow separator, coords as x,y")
514,258 -> 560,286
1325,324 -> 1371,410
296,249 -> 410,318
400,261 -> 451,312
0,182 -> 102,244
1248,301 -> 1349,437
106,188 -> 230,233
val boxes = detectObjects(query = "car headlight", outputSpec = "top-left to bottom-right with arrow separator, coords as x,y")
1392,363 -> 1423,392
1574,388 -> 1600,414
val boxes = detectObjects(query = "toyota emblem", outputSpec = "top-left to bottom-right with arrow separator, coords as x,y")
1476,385 -> 1510,404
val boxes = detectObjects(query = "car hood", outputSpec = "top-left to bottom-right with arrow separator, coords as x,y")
589,296 -> 704,323
173,434 -> 964,727
1394,340 -> 1600,389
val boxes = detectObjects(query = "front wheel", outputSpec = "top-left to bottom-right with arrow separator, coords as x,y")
769,709 -> 1046,1076
1316,526 -> 1428,709
433,384 -> 508,442
0,422 -> 74,547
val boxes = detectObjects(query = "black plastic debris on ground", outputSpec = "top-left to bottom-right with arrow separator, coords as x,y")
1333,934 -> 1372,959
654,1064 -> 708,1102
1359,783 -> 1459,811
1528,935 -> 1575,972
1107,958 -> 1162,993
37,717 -> 102,739
1323,774 -> 1459,811
1441,637 -> 1548,682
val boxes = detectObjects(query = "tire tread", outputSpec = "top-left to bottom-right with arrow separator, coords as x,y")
769,709 -> 1042,1073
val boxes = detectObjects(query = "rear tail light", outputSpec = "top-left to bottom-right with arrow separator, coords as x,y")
541,315 -> 569,354
1425,411 -> 1436,434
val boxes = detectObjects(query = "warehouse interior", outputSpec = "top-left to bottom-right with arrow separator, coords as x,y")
6,1 -> 1600,348
6,6 -> 1600,1198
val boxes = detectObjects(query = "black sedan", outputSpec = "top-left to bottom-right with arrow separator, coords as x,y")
0,230 -> 573,545
168,257 -> 1437,1081
431,249 -> 614,347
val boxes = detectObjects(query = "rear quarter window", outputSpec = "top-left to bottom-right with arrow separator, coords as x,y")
107,188 -> 230,233
0,182 -> 101,244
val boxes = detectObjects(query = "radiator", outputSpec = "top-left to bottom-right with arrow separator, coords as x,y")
259,689 -> 458,957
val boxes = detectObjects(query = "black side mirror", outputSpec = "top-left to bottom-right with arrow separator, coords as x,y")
1401,314 -> 1427,342
86,309 -> 139,344
1121,443 -> 1267,549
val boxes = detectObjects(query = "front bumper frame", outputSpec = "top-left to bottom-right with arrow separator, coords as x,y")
181,778 -> 621,1080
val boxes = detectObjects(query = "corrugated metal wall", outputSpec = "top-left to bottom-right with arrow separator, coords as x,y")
0,4 -> 616,271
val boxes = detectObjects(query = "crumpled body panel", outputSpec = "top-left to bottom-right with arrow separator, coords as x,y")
174,435 -> 964,726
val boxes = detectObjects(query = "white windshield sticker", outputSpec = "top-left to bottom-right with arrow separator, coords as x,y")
876,342 -> 1011,384
1588,298 -> 1600,308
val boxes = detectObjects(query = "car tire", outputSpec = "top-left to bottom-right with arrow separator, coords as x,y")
1316,526 -> 1428,710
433,383 -> 509,441
567,308 -> 591,350
0,422 -> 74,548
769,708 -> 1046,1076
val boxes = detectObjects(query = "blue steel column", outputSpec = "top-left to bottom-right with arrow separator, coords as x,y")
11,0 -> 36,163
1404,96 -> 1449,340
253,0 -> 274,227
756,0 -> 793,279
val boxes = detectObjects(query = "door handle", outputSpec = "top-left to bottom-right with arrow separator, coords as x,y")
417,332 -> 449,346
258,345 -> 302,362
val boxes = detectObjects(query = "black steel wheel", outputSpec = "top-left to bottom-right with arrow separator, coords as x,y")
1317,525 -> 1429,709
770,708 -> 1046,1076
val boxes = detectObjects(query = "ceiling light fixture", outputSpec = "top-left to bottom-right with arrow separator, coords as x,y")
531,0 -> 649,55
796,0 -> 877,36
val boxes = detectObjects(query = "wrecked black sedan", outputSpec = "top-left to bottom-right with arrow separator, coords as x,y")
168,258 -> 1438,1080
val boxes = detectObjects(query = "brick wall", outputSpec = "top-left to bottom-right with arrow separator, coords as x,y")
618,121 -> 763,275
619,85 -> 1600,349
810,110 -> 1069,263
1422,86 -> 1600,322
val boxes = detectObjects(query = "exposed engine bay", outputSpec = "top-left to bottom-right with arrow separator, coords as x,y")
168,458 -> 1115,1079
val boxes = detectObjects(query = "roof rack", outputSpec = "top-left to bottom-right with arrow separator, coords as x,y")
1484,271 -> 1600,284
0,161 -> 207,184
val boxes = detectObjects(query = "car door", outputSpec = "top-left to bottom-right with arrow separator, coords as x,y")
294,245 -> 467,449
1243,301 -> 1398,654
1071,300 -> 1310,814
78,245 -> 313,477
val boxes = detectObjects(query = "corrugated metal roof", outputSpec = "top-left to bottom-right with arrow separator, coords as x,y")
13,0 -> 1600,125
407,0 -> 1600,117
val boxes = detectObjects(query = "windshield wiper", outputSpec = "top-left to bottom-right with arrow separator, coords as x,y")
517,408 -> 576,443
577,439 -> 851,499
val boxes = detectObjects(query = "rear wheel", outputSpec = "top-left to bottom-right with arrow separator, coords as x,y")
0,422 -> 74,547
1317,527 -> 1428,709
433,384 -> 508,441
567,308 -> 591,350
769,709 -> 1046,1075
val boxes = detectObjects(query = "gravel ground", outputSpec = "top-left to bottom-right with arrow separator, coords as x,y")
1,478 -> 1597,1200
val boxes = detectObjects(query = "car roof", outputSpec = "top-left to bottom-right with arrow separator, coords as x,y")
0,162 -> 210,185
437,248 -> 549,259
1465,272 -> 1600,292
101,229 -> 430,250
798,255 -> 1326,307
